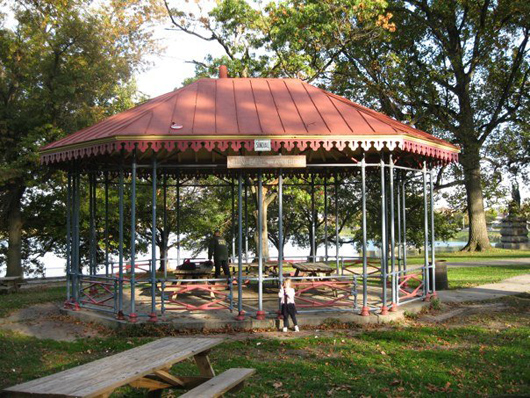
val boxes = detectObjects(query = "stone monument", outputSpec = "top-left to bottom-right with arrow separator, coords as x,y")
499,202 -> 529,250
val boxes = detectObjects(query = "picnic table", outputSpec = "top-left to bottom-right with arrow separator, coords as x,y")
0,276 -> 25,294
292,262 -> 335,277
3,337 -> 255,398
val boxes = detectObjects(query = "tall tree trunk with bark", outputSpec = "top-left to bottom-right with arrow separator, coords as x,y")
460,144 -> 492,251
252,183 -> 277,261
6,185 -> 25,277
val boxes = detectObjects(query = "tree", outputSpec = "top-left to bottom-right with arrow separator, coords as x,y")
166,0 -> 530,252
0,0 -> 162,277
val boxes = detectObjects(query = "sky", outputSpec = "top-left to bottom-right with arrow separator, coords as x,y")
135,5 -> 225,98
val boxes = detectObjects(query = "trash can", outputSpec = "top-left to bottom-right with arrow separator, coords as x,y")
429,260 -> 448,291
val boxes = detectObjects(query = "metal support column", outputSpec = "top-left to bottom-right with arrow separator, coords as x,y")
256,171 -> 265,320
176,171 -> 181,267
430,168 -> 436,296
72,168 -> 80,308
422,162 -> 431,300
163,171 -> 168,279
89,172 -> 96,276
66,170 -> 72,305
129,149 -> 138,322
396,172 -> 402,273
244,181 -> 249,263
236,172 -> 245,320
117,155 -> 124,320
149,158 -> 158,322
104,171 -> 109,277
324,173 -> 328,263
360,158 -> 369,316
278,169 -> 284,284
389,155 -> 397,311
231,179 -> 236,262
380,157 -> 389,314
311,174 -> 316,262
402,178 -> 407,271
335,172 -> 339,272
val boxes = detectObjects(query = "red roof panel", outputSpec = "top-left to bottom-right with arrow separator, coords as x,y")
41,77 -> 459,164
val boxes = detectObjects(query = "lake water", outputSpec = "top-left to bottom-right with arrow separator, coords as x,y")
2,239 -> 478,278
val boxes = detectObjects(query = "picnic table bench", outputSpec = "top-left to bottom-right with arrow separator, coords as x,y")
2,337 -> 255,398
0,276 -> 26,294
292,262 -> 335,277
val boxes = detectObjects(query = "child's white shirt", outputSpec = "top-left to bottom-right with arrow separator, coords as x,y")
279,286 -> 296,304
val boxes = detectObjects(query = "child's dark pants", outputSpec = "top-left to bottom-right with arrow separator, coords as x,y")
282,303 -> 297,328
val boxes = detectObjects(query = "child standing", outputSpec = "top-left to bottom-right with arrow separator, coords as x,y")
279,278 -> 299,332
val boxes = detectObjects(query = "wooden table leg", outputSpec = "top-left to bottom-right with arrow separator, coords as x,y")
194,350 -> 215,378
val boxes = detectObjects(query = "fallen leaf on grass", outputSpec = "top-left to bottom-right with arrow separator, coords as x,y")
273,382 -> 283,389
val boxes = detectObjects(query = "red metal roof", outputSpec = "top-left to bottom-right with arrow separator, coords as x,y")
41,78 -> 459,164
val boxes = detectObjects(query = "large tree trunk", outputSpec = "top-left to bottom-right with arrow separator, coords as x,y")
6,185 -> 25,277
252,184 -> 276,261
460,146 -> 492,251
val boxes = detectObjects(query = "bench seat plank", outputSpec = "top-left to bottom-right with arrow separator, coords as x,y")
3,337 -> 223,398
179,368 -> 255,398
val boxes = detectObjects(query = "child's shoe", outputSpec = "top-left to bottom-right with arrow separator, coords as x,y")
282,327 -> 288,332
294,325 -> 299,332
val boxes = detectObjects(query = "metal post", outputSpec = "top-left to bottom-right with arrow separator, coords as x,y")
129,149 -> 138,322
389,155 -> 397,311
244,181 -> 249,263
72,168 -> 80,308
396,172 -> 402,273
256,171 -> 265,320
311,174 -> 316,262
402,179 -> 407,271
360,157 -> 369,316
117,154 -> 124,319
430,168 -> 436,296
324,173 -> 328,263
66,170 -> 72,305
236,172 -> 245,320
89,172 -> 96,276
422,162 -> 431,300
231,179 -> 236,262
278,170 -> 284,285
335,172 -> 339,272
163,171 -> 168,279
380,157 -> 389,314
149,157 -> 158,322
104,171 -> 109,277
176,171 -> 181,267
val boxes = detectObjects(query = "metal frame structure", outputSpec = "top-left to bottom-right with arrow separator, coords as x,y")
62,153 -> 439,322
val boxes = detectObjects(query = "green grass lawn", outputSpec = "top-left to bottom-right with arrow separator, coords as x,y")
1,314 -> 529,397
447,265 -> 530,289
0,285 -> 65,318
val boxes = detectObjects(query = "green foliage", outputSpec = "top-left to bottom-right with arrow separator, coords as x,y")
0,0 -> 162,275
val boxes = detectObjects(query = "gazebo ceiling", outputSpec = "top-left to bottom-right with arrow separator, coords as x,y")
40,75 -> 459,165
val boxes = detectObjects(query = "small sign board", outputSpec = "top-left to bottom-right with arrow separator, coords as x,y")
227,155 -> 306,169
254,139 -> 271,151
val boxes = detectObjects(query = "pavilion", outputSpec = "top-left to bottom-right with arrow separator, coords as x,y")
41,66 -> 459,323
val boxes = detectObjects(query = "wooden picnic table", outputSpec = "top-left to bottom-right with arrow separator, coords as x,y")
0,276 -> 25,294
292,262 -> 335,277
3,337 -> 254,398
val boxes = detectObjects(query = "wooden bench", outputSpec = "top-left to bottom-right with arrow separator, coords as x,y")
0,276 -> 25,294
2,337 -> 255,398
180,368 -> 255,398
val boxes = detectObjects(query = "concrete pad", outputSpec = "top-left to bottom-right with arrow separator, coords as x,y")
437,274 -> 530,303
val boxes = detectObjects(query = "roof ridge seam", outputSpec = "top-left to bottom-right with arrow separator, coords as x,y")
301,82 -> 331,134
283,80 -> 309,133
